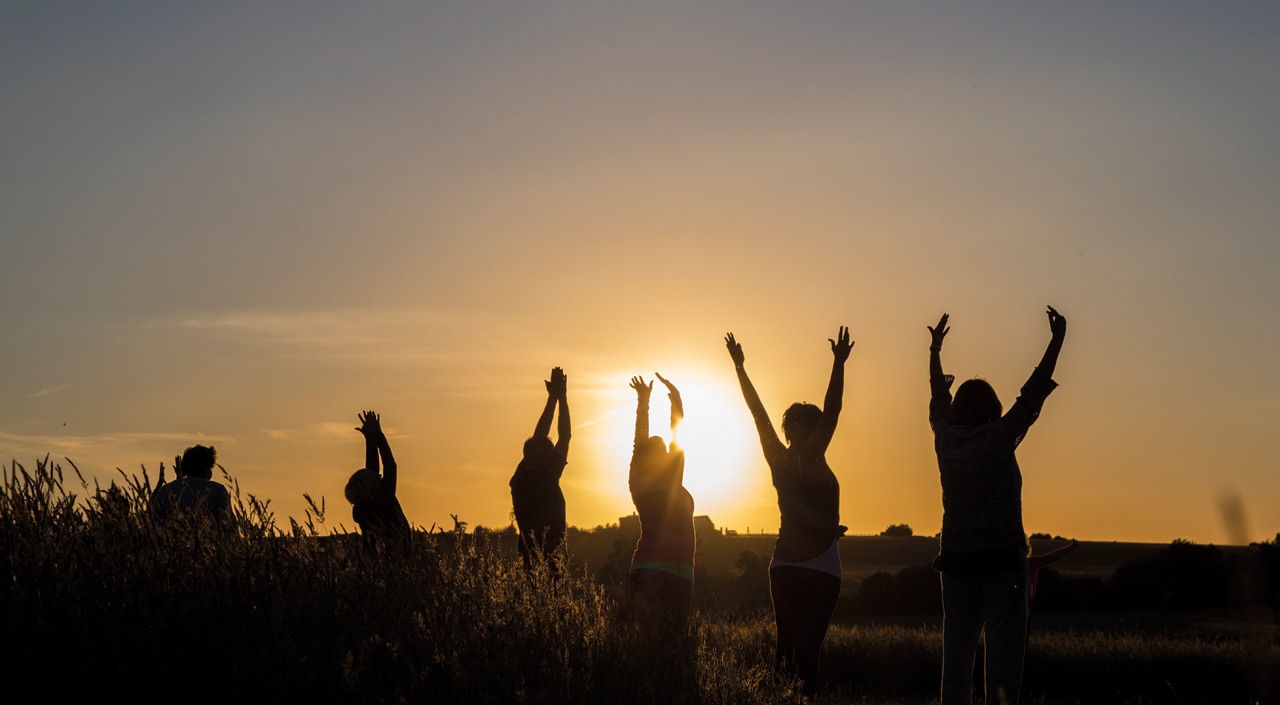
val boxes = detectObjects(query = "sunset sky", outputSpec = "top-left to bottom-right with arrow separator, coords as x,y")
3,2 -> 1278,544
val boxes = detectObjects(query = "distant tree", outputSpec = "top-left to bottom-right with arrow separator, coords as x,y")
881,523 -> 914,537
1029,532 -> 1052,540
695,550 -> 771,613
851,566 -> 941,615
1111,539 -> 1228,609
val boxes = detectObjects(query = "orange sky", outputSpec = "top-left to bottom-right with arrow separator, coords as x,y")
2,3 -> 1278,544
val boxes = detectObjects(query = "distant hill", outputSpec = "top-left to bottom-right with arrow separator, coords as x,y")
560,522 -> 1176,586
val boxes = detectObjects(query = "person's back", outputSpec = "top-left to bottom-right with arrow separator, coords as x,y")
511,367 -> 571,569
630,440 -> 694,566
150,444 -> 231,523
934,418 -> 1027,556
352,490 -> 411,546
346,410 -> 411,549
151,476 -> 231,519
927,308 -> 1067,705
510,451 -> 567,541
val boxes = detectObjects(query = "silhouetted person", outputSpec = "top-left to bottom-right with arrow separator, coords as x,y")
726,327 -> 853,694
929,307 -> 1067,705
345,410 -> 411,548
510,367 -> 571,572
150,444 -> 231,522
628,373 -> 695,626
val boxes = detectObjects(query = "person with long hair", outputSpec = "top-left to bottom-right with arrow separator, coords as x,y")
510,367 -> 571,572
928,307 -> 1067,705
725,327 -> 852,693
344,410 -> 411,548
627,373 -> 695,626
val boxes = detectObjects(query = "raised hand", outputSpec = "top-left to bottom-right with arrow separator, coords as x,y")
629,375 -> 653,402
357,410 -> 382,436
1046,306 -> 1067,340
546,366 -> 567,397
725,332 -> 745,367
928,313 -> 950,349
654,372 -> 679,397
829,326 -> 854,363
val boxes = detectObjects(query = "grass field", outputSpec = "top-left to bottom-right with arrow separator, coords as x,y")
3,457 -> 1277,704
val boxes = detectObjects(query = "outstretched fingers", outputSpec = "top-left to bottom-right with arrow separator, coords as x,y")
629,375 -> 653,396
356,410 -> 381,435
928,313 -> 950,347
829,325 -> 854,361
725,332 -> 745,365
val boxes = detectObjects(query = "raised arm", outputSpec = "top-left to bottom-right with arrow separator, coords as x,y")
655,372 -> 683,446
928,313 -> 954,431
725,332 -> 784,458
1004,307 -> 1067,443
358,410 -> 380,475
630,376 -> 653,447
532,368 -> 560,439
1036,306 -> 1067,378
808,326 -> 853,453
359,410 -> 398,499
552,368 -> 571,459
928,313 -> 949,380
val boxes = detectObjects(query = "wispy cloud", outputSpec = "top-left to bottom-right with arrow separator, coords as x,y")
134,308 -> 540,371
261,421 -> 409,443
0,431 -> 235,470
26,383 -> 72,399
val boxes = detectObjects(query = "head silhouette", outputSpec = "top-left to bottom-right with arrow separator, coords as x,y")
948,378 -> 1003,427
781,403 -> 822,446
523,435 -> 555,460
631,435 -> 670,474
345,468 -> 381,507
180,445 -> 217,480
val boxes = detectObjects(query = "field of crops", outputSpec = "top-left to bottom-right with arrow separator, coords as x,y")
3,457 -> 1276,704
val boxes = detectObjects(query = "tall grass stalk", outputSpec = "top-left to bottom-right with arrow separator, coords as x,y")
3,457 -> 1275,704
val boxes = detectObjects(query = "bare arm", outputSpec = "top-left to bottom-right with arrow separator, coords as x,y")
655,372 -> 683,446
359,410 -> 398,499
358,410 -> 379,475
630,376 -> 652,447
1036,306 -> 1067,378
545,367 -> 570,458
928,313 -> 949,380
725,333 -> 785,458
808,326 -> 853,453
377,432 -> 397,499
532,368 -> 559,439
1032,538 -> 1079,569
927,314 -> 954,431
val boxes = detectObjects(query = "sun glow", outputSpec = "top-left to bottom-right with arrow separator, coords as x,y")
588,368 -> 765,525
671,380 -> 761,508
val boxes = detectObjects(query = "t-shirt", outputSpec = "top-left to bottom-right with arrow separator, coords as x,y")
930,367 -> 1058,573
353,494 -> 411,547
150,477 -> 231,521
767,448 -> 845,563
510,454 -> 568,537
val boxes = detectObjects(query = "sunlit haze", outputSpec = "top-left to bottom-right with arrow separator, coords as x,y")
3,2 -> 1278,544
